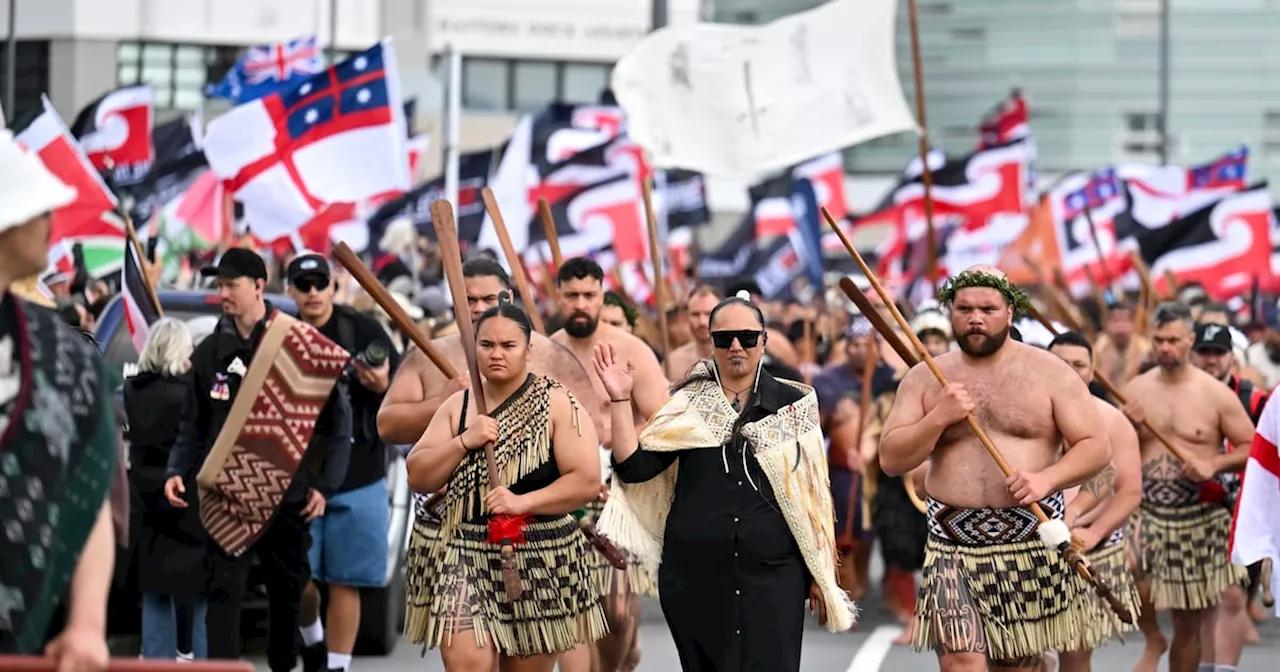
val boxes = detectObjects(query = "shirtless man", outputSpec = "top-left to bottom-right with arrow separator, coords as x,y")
1120,302 -> 1255,672
377,257 -> 610,672
553,257 -> 670,672
377,256 -> 606,447
665,285 -> 719,380
879,265 -> 1113,672
1047,331 -> 1143,672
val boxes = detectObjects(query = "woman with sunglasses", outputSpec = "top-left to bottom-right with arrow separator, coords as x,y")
593,292 -> 854,671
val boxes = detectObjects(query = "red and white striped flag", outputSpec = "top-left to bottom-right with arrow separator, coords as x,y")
1229,386 -> 1280,615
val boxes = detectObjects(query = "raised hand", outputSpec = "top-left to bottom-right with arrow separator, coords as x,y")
593,342 -> 635,402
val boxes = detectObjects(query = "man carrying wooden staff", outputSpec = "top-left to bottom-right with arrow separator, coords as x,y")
878,265 -> 1118,670
1119,302 -> 1255,672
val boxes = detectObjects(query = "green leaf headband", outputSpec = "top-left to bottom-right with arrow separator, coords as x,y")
936,270 -> 1031,315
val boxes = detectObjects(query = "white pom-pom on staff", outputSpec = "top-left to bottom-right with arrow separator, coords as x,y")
1037,518 -> 1073,550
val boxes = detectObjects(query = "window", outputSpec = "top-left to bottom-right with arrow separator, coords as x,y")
1263,111 -> 1280,161
513,61 -> 557,112
457,57 -> 613,113
1119,111 -> 1164,160
462,59 -> 509,111
0,41 -> 51,117
117,41 -> 242,110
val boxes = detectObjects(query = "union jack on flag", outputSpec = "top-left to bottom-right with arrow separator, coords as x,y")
207,36 -> 323,105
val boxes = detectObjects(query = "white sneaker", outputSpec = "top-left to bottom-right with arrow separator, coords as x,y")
176,651 -> 195,664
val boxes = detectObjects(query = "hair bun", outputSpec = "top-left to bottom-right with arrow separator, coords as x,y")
735,290 -> 751,301
497,290 -> 513,306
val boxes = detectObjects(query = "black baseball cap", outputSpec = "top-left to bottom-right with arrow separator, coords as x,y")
1193,322 -> 1233,353
286,253 -> 331,284
200,248 -> 267,280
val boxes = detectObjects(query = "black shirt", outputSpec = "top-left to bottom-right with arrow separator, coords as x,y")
314,304 -> 401,493
167,302 -> 353,500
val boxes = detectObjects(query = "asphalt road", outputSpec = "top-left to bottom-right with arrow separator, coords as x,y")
251,593 -> 1280,671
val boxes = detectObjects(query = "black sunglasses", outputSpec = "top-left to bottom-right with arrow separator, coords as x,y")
293,276 -> 330,293
711,330 -> 764,349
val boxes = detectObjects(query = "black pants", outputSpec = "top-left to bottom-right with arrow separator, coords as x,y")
205,503 -> 311,671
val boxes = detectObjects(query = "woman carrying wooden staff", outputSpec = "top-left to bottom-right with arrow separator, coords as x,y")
409,294 -> 607,670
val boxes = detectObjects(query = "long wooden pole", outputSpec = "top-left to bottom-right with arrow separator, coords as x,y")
332,243 -> 458,379
905,0 -> 939,286
825,207 -> 1133,624
537,197 -> 565,271
1023,303 -> 1191,465
429,199 -> 522,600
481,187 -> 547,334
641,178 -> 673,373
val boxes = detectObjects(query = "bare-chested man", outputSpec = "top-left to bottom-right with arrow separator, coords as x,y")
378,257 -> 610,671
553,257 -> 671,672
665,285 -> 719,379
1120,303 -> 1255,672
1047,330 -> 1143,672
879,266 -> 1114,672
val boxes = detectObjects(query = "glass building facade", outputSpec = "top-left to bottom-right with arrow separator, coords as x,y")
712,0 -> 1280,184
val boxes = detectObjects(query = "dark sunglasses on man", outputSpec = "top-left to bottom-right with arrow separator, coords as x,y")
293,276 -> 331,293
711,329 -> 764,349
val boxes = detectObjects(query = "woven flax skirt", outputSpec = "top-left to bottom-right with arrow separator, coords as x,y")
1137,500 -> 1249,611
912,494 -> 1110,661
422,514 -> 609,657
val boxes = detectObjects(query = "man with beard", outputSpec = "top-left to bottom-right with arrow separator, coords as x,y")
552,257 -> 670,672
1094,301 -> 1150,387
879,265 -> 1114,671
1046,331 -> 1142,672
1119,303 -> 1255,672
666,285 -> 719,379
376,257 -> 614,671
1188,321 -> 1268,672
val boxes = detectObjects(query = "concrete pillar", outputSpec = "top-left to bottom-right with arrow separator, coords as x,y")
47,38 -> 116,117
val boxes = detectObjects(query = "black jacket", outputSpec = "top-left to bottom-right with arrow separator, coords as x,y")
124,371 -> 207,596
166,302 -> 353,500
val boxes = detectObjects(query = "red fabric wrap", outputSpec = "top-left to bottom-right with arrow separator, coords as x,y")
488,513 -> 532,545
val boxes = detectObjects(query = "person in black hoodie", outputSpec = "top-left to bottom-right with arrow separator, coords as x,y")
163,249 -> 353,671
124,318 -> 208,662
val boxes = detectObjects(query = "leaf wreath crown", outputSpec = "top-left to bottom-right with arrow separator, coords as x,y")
936,270 -> 1031,315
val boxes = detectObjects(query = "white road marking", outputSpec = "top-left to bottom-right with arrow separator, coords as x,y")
846,625 -> 903,672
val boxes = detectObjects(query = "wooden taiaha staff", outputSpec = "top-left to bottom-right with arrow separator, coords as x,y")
332,243 -> 459,379
430,199 -> 522,601
641,178 -> 673,375
536,197 -> 563,304
1081,206 -> 1117,306
838,277 -> 929,516
1128,250 -> 1152,335
857,331 -> 877,535
481,187 -> 547,334
1022,304 -> 1192,465
823,207 -> 1135,624
537,197 -> 565,271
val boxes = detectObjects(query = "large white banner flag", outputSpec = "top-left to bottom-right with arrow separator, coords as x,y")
611,0 -> 916,177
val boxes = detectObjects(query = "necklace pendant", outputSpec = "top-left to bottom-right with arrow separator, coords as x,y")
731,398 -> 741,412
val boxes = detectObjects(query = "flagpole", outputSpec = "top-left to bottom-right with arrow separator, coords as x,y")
905,0 -> 939,288
327,0 -> 339,65
443,44 -> 461,210
5,0 -> 16,116
1157,0 -> 1170,165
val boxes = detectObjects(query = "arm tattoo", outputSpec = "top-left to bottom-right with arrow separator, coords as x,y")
1081,464 -> 1117,499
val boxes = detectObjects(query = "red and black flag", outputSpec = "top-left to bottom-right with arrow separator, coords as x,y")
121,232 -> 162,353
70,84 -> 155,181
